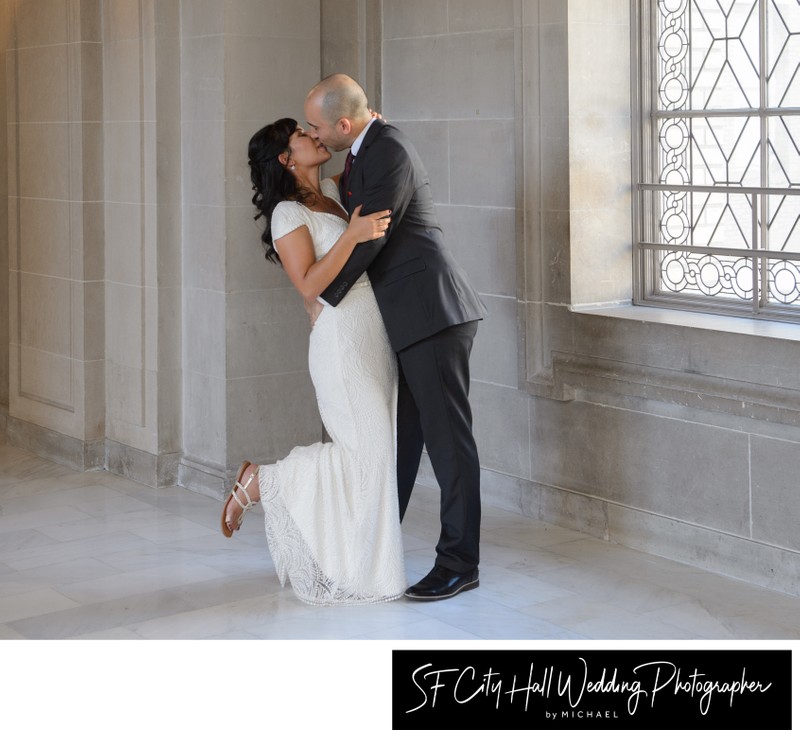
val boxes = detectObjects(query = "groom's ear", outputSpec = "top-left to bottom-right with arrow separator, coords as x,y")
337,118 -> 352,136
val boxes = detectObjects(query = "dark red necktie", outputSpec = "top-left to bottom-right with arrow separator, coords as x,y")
341,151 -> 355,204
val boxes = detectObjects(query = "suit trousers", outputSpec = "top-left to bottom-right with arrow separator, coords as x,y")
396,320 -> 481,573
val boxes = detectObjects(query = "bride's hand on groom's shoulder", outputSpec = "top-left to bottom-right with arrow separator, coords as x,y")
348,204 -> 392,243
369,109 -> 386,122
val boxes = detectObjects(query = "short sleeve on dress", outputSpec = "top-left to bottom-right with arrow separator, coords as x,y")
272,201 -> 311,245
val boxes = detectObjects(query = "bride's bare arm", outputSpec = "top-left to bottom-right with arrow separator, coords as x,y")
275,205 -> 390,302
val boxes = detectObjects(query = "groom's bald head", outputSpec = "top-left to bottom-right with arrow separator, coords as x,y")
307,74 -> 371,124
304,74 -> 373,151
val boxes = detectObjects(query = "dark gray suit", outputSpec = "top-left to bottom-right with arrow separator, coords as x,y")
321,119 -> 486,573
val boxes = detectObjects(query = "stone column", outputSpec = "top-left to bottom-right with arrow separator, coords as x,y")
0,3 -> 11,435
179,0 -> 325,497
7,0 -> 105,468
102,0 -> 182,486
319,0 -> 381,177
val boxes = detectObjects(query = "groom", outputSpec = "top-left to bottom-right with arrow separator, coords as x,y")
304,74 -> 487,601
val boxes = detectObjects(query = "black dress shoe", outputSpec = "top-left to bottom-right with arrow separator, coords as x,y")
404,565 -> 479,601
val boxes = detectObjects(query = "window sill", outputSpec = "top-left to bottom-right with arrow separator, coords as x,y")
572,302 -> 800,343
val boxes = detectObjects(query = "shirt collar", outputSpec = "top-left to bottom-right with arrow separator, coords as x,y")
350,117 -> 377,157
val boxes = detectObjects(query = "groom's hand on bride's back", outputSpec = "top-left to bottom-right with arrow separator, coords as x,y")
304,297 -> 324,328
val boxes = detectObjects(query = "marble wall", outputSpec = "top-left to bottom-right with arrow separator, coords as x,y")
1,0 -> 326,494
383,0 -> 800,596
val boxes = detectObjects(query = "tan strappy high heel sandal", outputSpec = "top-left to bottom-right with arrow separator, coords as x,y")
221,461 -> 259,538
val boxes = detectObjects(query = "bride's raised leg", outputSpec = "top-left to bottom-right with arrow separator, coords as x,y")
221,461 -> 261,537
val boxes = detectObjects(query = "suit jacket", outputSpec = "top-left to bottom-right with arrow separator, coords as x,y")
321,119 -> 487,352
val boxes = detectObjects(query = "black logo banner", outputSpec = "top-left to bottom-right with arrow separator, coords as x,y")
392,649 -> 791,731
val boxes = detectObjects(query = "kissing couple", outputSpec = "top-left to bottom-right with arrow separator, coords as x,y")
221,74 -> 487,606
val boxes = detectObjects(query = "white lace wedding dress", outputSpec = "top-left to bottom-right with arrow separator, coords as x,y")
257,178 -> 407,605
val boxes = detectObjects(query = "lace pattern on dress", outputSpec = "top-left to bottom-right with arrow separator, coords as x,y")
259,464 -> 402,606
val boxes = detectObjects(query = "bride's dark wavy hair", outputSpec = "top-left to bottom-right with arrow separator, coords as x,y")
247,117 -> 302,264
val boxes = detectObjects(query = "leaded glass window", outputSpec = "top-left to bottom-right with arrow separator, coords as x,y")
633,0 -> 800,321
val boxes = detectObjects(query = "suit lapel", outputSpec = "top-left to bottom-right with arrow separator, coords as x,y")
343,119 -> 388,212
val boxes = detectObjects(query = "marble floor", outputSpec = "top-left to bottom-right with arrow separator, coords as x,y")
2,441 -> 800,642
4,442 -> 798,735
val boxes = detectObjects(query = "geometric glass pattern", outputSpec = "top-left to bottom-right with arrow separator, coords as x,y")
635,0 -> 800,320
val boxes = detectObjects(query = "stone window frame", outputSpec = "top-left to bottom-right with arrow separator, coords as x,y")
518,1 -> 800,429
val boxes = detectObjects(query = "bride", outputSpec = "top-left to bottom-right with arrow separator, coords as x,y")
220,117 -> 406,606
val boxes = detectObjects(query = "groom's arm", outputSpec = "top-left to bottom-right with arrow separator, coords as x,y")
320,135 -> 413,306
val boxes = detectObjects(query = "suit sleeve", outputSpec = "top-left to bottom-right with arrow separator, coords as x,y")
320,135 -> 414,306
